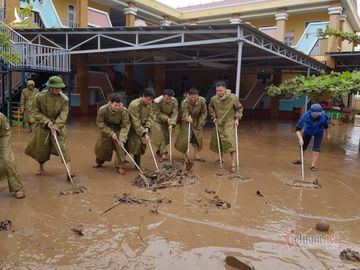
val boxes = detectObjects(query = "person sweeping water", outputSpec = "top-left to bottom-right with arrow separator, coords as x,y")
209,81 -> 243,173
25,76 -> 75,180
126,88 -> 155,169
293,103 -> 331,171
93,94 -> 130,175
175,88 -> 207,161
152,89 -> 178,163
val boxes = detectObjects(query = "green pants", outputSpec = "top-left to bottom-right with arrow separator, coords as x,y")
0,151 -> 23,192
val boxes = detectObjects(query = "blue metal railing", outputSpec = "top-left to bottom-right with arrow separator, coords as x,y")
292,22 -> 329,55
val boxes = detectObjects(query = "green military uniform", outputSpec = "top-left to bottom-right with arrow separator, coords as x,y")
209,90 -> 243,154
126,97 -> 154,156
151,95 -> 178,155
94,102 -> 130,167
0,113 -> 23,192
175,96 -> 207,153
20,86 -> 39,124
25,90 -> 70,163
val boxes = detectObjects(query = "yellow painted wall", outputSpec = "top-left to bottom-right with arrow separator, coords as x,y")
341,19 -> 355,51
250,17 -> 275,28
53,0 -> 110,23
285,12 -> 328,45
246,12 -> 330,46
281,72 -> 301,82
53,0 -> 77,22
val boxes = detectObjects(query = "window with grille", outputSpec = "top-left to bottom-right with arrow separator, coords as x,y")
284,31 -> 294,46
68,4 -> 76,27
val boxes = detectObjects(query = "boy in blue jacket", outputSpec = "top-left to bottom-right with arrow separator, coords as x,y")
293,103 -> 331,171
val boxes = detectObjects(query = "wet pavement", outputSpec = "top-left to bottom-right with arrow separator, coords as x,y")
1,118 -> 359,270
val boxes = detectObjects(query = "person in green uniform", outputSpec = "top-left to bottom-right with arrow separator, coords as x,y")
209,81 -> 243,173
0,113 -> 25,199
126,88 -> 155,169
25,76 -> 74,179
152,89 -> 178,162
20,80 -> 39,132
175,88 -> 207,161
93,94 -> 130,175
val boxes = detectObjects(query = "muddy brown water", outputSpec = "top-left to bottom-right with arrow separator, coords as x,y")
1,118 -> 360,270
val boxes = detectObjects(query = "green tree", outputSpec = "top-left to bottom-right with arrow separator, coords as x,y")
318,28 -> 360,49
0,5 -> 33,64
266,71 -> 360,100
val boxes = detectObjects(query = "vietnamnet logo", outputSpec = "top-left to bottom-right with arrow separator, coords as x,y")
281,229 -> 339,250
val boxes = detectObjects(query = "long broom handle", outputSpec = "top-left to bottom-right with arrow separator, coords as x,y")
187,121 -> 191,157
52,133 -> 74,185
169,127 -> 172,164
148,140 -> 159,170
300,144 -> 305,181
235,123 -> 239,172
215,123 -> 223,169
114,138 -> 144,174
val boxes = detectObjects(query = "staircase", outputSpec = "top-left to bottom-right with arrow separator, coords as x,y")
291,22 -> 329,55
0,21 -> 70,111
240,81 -> 270,109
88,71 -> 114,99
20,0 -> 64,28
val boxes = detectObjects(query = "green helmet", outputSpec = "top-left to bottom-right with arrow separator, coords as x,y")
46,76 -> 65,89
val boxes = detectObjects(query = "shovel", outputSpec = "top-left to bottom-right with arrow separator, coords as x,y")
214,123 -> 224,176
169,126 -> 173,165
148,140 -> 159,171
185,121 -> 191,163
53,132 -> 87,195
229,123 -> 249,180
300,143 -> 305,182
290,143 -> 319,187
114,138 -> 150,189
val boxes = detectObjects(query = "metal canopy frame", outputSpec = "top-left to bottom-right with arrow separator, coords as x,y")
19,24 -> 328,96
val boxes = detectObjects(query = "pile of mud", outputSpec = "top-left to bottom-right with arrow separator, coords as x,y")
132,162 -> 197,190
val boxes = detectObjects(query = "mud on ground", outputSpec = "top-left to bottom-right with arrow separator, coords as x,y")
0,118 -> 359,269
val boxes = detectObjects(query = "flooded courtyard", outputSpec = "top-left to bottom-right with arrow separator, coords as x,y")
1,118 -> 359,270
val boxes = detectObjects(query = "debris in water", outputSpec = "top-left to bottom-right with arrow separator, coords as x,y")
224,255 -> 255,269
315,220 -> 330,232
196,190 -> 231,209
150,205 -> 159,215
0,219 -> 12,231
132,162 -> 197,190
229,174 -> 250,180
101,193 -> 172,215
288,178 -> 321,189
57,185 -> 87,196
205,188 -> 216,194
215,170 -> 225,176
340,248 -> 360,262
207,195 -> 231,209
256,190 -> 264,197
71,224 -> 85,236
